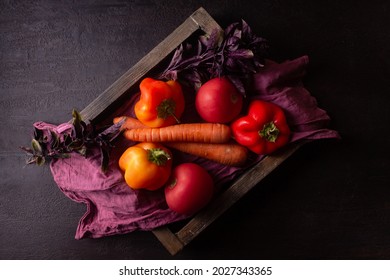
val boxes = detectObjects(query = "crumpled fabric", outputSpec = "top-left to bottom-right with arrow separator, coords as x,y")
45,55 -> 340,239
252,56 -> 340,141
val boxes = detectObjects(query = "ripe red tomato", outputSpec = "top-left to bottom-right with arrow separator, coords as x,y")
195,77 -> 243,123
164,163 -> 214,215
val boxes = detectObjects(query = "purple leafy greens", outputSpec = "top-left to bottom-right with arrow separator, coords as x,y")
159,20 -> 269,96
20,110 -> 125,172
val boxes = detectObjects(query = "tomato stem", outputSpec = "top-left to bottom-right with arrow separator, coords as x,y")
168,178 -> 177,189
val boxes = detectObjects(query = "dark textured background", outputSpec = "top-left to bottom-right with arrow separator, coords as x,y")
1,0 -> 389,259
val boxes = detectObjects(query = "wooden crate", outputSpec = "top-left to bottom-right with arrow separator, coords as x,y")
79,7 -> 303,255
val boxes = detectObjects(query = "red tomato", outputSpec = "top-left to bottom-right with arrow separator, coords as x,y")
164,163 -> 214,215
195,77 -> 243,123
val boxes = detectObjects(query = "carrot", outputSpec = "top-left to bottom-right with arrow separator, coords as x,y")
113,116 -> 147,130
123,123 -> 231,143
165,142 -> 248,166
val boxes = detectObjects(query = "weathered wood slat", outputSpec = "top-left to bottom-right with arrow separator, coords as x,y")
190,6 -> 222,35
152,226 -> 184,256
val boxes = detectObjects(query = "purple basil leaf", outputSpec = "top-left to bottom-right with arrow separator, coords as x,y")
78,145 -> 87,157
31,139 -> 42,155
224,57 -> 238,71
228,48 -> 254,59
71,109 -> 83,137
184,42 -> 193,52
232,28 -> 242,40
241,19 -> 250,31
168,44 -> 183,68
224,21 -> 238,37
22,109 -> 123,172
49,130 -> 60,149
199,34 -> 209,47
159,19 -> 269,97
99,117 -> 125,142
196,39 -> 203,56
33,127 -> 43,142
100,146 -> 110,172
254,60 -> 265,68
163,70 -> 178,81
236,59 -> 257,73
20,146 -> 33,154
182,71 -> 203,90
227,75 -> 246,96
225,36 -> 240,51
35,155 -> 45,166
204,29 -> 223,50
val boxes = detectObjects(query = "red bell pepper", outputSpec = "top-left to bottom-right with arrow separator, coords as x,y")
231,100 -> 291,154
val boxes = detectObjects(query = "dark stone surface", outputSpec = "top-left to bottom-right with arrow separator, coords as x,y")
1,0 -> 389,259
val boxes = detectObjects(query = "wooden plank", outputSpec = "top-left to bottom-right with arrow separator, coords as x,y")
176,142 -> 304,245
152,227 -> 184,256
190,7 -> 222,34
80,7 -> 219,123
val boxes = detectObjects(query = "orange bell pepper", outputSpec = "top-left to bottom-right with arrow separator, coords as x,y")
118,142 -> 172,191
134,77 -> 185,128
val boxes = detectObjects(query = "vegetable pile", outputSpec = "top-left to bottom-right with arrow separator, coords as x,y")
114,74 -> 291,214
20,21 -> 292,216
21,19 -> 340,238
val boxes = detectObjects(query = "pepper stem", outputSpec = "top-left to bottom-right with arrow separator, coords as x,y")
169,111 -> 181,124
259,121 -> 280,142
157,98 -> 180,124
147,148 -> 171,166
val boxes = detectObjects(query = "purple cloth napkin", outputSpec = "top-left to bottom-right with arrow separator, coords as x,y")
45,55 -> 339,239
252,56 -> 340,141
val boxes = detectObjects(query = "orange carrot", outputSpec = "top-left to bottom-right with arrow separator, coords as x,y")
165,142 -> 248,166
113,116 -> 147,130
123,123 -> 231,143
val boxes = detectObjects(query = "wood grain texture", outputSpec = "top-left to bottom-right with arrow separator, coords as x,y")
152,226 -> 184,256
